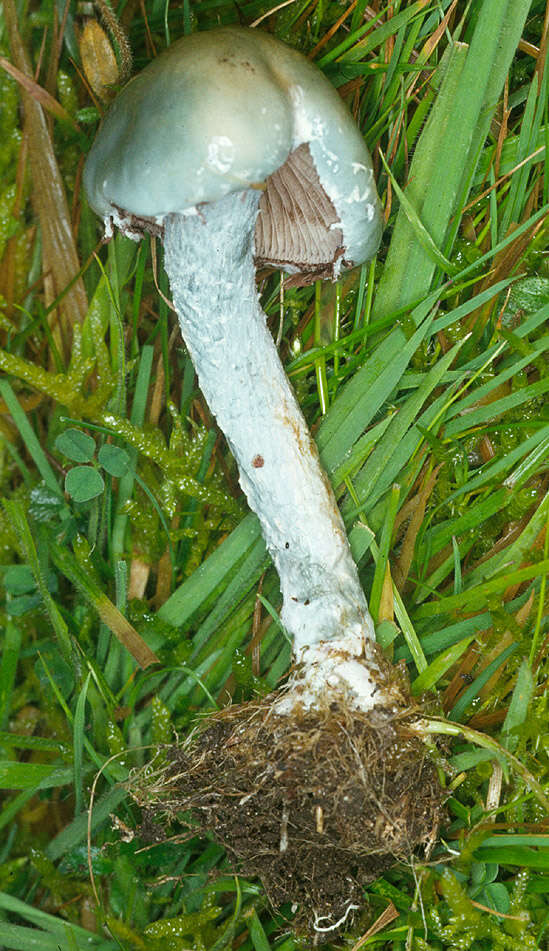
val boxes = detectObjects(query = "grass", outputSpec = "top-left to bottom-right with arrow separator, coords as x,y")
0,0 -> 548,948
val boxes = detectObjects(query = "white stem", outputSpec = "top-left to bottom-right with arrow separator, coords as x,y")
163,191 -> 383,708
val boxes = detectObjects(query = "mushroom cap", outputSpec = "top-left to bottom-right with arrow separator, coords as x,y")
84,27 -> 382,277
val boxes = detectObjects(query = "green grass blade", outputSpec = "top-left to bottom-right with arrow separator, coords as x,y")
415,560 -> 549,620
412,636 -> 475,695
73,671 -> 91,815
3,500 -> 73,663
351,338 -> 464,512
0,732 -> 66,753
374,0 -> 533,321
317,304 -> 435,470
0,892 -> 116,949
248,908 -> 273,951
0,380 -> 61,495
372,40 -> 468,320
501,660 -> 535,752
378,148 -> 457,276
0,762 -> 73,789
0,621 -> 22,730
50,542 -> 159,669
111,343 -> 154,557
158,514 -> 262,628
449,643 -> 518,721
317,0 -> 431,68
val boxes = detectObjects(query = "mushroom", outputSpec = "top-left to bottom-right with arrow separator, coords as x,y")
85,26 -> 442,935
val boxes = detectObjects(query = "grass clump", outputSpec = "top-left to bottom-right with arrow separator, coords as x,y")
0,0 -> 548,949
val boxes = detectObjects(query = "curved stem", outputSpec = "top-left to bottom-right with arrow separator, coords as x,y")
163,190 -> 375,662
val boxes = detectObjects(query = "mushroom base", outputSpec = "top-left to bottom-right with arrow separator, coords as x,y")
132,694 -> 444,938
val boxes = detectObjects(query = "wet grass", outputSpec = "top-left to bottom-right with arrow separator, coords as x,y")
0,0 -> 548,949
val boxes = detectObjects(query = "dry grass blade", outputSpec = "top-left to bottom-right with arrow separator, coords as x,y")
0,56 -> 78,127
3,0 -> 87,357
308,0 -> 360,60
394,464 -> 441,591
50,543 -> 160,669
350,901 -> 399,950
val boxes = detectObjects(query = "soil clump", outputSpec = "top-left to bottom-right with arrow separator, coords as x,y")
132,689 -> 443,937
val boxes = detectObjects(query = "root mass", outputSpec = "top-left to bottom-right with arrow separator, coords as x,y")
133,690 -> 443,936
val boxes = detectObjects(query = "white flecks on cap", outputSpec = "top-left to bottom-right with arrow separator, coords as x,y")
207,135 -> 236,174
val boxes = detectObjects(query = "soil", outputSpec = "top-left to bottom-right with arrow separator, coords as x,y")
132,688 -> 444,938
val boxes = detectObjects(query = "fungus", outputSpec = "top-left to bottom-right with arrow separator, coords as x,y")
85,26 -> 443,936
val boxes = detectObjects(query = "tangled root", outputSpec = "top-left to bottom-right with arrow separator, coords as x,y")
131,688 -> 443,937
